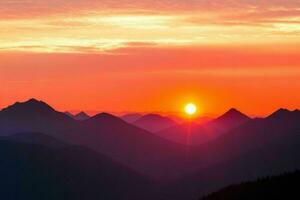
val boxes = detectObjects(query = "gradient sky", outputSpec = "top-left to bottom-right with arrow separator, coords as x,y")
0,0 -> 300,116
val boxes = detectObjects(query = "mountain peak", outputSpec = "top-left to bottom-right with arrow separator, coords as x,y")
89,112 -> 122,122
1,98 -> 55,114
121,113 -> 143,123
133,113 -> 177,132
74,112 -> 90,121
134,113 -> 176,124
84,112 -> 126,126
268,108 -> 289,118
217,108 -> 250,121
267,108 -> 300,119
27,98 -> 40,103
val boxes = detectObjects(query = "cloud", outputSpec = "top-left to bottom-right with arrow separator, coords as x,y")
0,0 -> 299,19
0,0 -> 299,54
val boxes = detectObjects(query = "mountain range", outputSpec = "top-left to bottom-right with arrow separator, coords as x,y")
1,98 -> 300,199
157,108 -> 251,145
65,111 -> 90,121
132,114 -> 178,132
0,133 -> 154,200
200,171 -> 300,200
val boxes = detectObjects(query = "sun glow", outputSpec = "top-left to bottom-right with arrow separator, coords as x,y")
185,103 -> 197,116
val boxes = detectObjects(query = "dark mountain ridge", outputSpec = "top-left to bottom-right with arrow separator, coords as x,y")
200,171 -> 300,200
0,98 -> 76,136
0,99 -> 189,180
121,113 -> 143,123
162,108 -> 300,199
0,133 -> 154,200
133,114 -> 177,132
74,111 -> 90,121
157,108 -> 251,145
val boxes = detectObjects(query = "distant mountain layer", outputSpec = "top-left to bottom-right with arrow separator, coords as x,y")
1,99 -> 300,200
121,113 -> 143,123
133,114 -> 177,132
200,171 -> 300,200
0,133 -> 154,200
158,108 -> 251,145
0,99 -> 188,180
74,112 -> 90,121
163,108 -> 300,199
65,111 -> 90,121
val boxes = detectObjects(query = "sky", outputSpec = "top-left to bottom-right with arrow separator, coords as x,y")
0,0 -> 300,116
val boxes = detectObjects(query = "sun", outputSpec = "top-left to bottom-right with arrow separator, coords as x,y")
185,103 -> 197,116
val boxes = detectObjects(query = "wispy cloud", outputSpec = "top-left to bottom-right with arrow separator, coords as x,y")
0,0 -> 299,53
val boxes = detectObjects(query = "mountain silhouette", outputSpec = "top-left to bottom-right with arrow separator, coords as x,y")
133,114 -> 177,132
0,99 -> 190,180
73,111 -> 90,121
77,112 -> 188,180
204,108 -> 251,138
163,108 -> 300,199
85,112 -> 126,125
0,134 -> 154,200
267,108 -> 300,120
200,171 -> 300,200
0,99 -> 76,135
2,99 -> 300,199
157,108 -> 251,145
214,108 -> 250,124
121,113 -> 143,123
0,100 -> 190,179
64,111 -> 90,121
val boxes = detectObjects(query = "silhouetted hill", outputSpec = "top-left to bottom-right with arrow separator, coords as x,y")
157,109 -> 251,145
133,114 -> 177,132
204,108 -> 251,138
200,171 -> 300,200
0,100 -> 189,180
78,112 -> 188,180
74,111 -> 90,121
0,99 -> 76,135
267,108 -> 300,120
85,112 -> 126,126
121,113 -> 143,123
215,108 -> 250,122
162,108 -> 300,199
3,98 -> 300,195
0,135 -> 154,200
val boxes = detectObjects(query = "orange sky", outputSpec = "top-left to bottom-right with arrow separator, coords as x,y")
0,1 -> 300,116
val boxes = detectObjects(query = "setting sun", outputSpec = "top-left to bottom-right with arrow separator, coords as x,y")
185,103 -> 197,116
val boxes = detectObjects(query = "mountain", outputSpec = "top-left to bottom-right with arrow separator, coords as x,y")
215,108 -> 250,122
0,134 -> 154,200
76,112 -> 188,180
0,99 -> 191,180
132,114 -> 177,132
204,108 -> 251,138
161,108 -> 300,199
121,113 -> 143,123
200,171 -> 300,200
65,111 -> 90,121
157,108 -> 251,145
74,111 -> 90,121
0,99 -> 77,136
